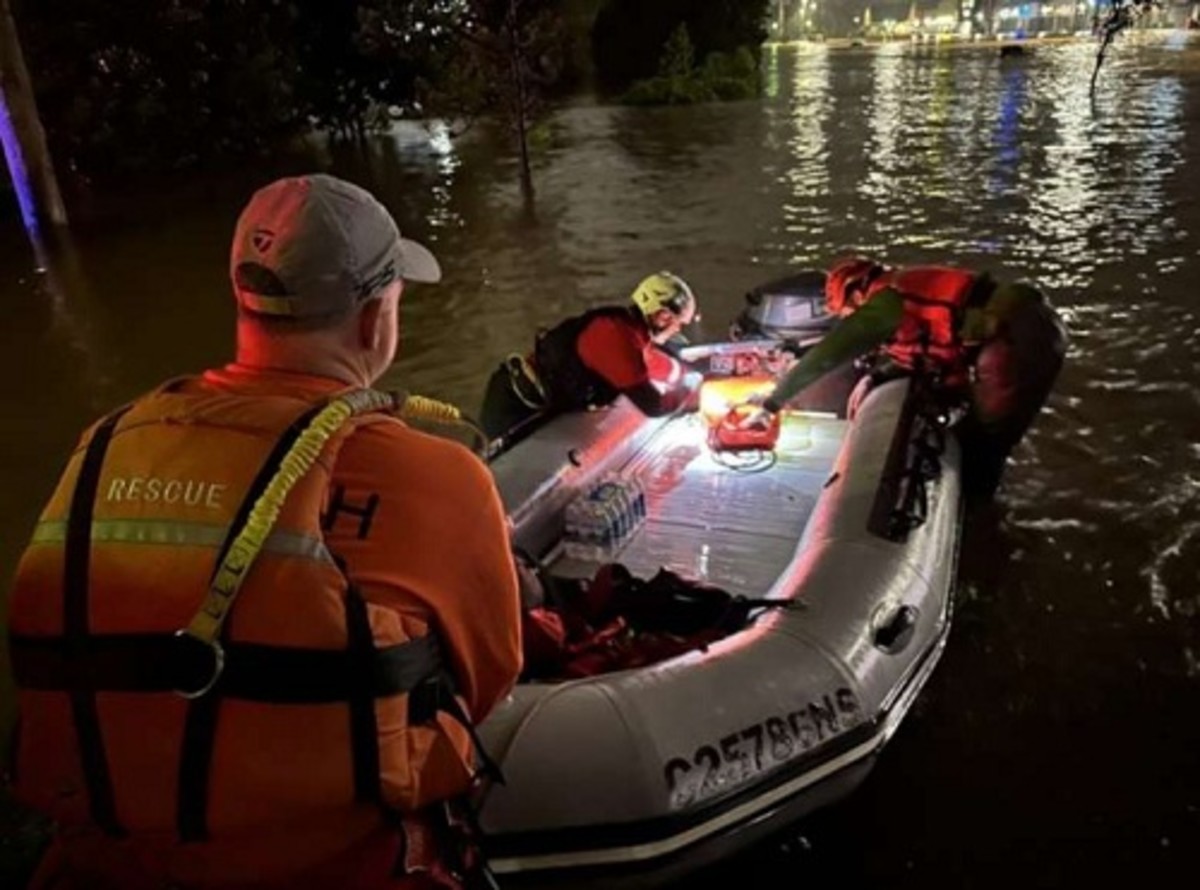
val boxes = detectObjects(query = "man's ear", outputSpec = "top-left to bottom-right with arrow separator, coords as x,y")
649,308 -> 674,332
359,298 -> 385,350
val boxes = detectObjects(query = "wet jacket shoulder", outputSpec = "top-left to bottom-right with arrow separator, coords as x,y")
323,417 -> 523,722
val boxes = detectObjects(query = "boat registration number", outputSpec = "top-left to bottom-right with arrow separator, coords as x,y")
663,687 -> 860,809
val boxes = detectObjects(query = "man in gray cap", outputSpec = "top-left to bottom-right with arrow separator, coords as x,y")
8,174 -> 523,889
228,172 -> 443,379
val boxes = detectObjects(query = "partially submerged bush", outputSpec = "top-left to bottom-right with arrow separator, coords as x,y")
620,25 -> 760,106
622,74 -> 718,106
700,46 -> 761,101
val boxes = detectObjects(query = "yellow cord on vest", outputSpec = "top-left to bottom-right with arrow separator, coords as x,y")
181,388 -> 486,666
184,390 -> 394,647
401,394 -> 462,425
393,391 -> 489,456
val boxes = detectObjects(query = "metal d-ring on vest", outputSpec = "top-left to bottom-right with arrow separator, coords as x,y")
174,388 -> 398,699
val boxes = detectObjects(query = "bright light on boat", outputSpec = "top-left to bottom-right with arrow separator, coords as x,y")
699,376 -> 776,428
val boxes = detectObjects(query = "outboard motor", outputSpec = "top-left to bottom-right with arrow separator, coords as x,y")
729,270 -> 833,343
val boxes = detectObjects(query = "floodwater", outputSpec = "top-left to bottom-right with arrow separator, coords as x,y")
2,34 -> 1199,887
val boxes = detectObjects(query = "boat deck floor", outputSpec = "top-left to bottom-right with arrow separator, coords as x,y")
550,412 -> 848,598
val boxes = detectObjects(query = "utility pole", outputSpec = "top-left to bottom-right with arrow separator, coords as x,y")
0,0 -> 67,236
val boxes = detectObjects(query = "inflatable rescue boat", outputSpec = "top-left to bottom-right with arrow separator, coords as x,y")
476,276 -> 964,888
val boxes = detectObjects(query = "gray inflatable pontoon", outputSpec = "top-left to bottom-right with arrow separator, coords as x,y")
478,341 -> 963,888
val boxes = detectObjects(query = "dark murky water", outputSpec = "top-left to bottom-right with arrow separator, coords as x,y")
2,35 -> 1199,887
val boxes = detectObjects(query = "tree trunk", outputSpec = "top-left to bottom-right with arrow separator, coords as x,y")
0,0 -> 67,232
1090,37 -> 1112,96
506,2 -> 535,202
514,84 -> 534,203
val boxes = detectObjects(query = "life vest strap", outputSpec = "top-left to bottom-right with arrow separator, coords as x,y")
10,633 -> 444,703
408,673 -> 506,789
345,582 -> 383,803
183,389 -> 397,649
176,391 -> 393,842
174,398 -> 336,844
64,404 -> 133,838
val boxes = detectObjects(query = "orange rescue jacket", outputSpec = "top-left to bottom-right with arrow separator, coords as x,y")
7,379 -> 494,884
869,266 -> 980,381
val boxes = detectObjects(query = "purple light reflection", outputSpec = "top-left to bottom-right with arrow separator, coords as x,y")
0,86 -> 42,241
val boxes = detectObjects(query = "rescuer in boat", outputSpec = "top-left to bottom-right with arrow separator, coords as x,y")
751,257 -> 1067,501
479,271 -> 704,447
7,174 -> 523,889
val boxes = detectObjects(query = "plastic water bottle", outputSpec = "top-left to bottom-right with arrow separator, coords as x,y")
564,476 -> 649,561
592,481 -> 625,551
624,477 -> 643,532
601,487 -> 626,557
563,499 -> 580,560
591,498 -> 612,561
615,479 -> 636,538
626,475 -> 647,525
565,495 -> 599,561
616,477 -> 641,542
576,499 -> 599,562
564,500 -> 579,540
602,477 -> 632,542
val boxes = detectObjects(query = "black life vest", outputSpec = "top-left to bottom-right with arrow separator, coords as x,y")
533,306 -> 640,411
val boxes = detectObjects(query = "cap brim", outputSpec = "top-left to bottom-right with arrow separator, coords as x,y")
398,237 -> 441,284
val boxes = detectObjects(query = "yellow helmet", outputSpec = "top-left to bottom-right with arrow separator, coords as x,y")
630,271 -> 696,321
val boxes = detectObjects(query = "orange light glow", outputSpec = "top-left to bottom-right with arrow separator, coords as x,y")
699,376 -> 776,428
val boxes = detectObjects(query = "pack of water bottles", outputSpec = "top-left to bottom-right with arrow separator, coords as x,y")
562,474 -> 648,562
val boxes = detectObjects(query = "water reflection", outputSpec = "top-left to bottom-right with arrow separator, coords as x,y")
1013,44 -> 1187,291
779,46 -> 832,263
423,121 -> 464,234
862,45 -> 903,206
988,61 -> 1026,205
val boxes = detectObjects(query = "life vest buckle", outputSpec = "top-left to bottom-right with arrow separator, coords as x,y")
172,630 -> 225,699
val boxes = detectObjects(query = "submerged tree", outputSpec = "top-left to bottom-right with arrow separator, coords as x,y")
1090,0 -> 1161,96
420,0 -> 563,202
621,22 -> 761,106
477,0 -> 562,201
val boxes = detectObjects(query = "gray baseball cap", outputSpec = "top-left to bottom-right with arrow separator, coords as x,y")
230,174 -> 441,318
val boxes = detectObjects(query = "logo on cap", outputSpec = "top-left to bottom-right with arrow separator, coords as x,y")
354,259 -> 397,300
251,228 -> 276,254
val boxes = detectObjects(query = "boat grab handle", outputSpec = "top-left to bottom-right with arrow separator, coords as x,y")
874,604 -> 919,654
